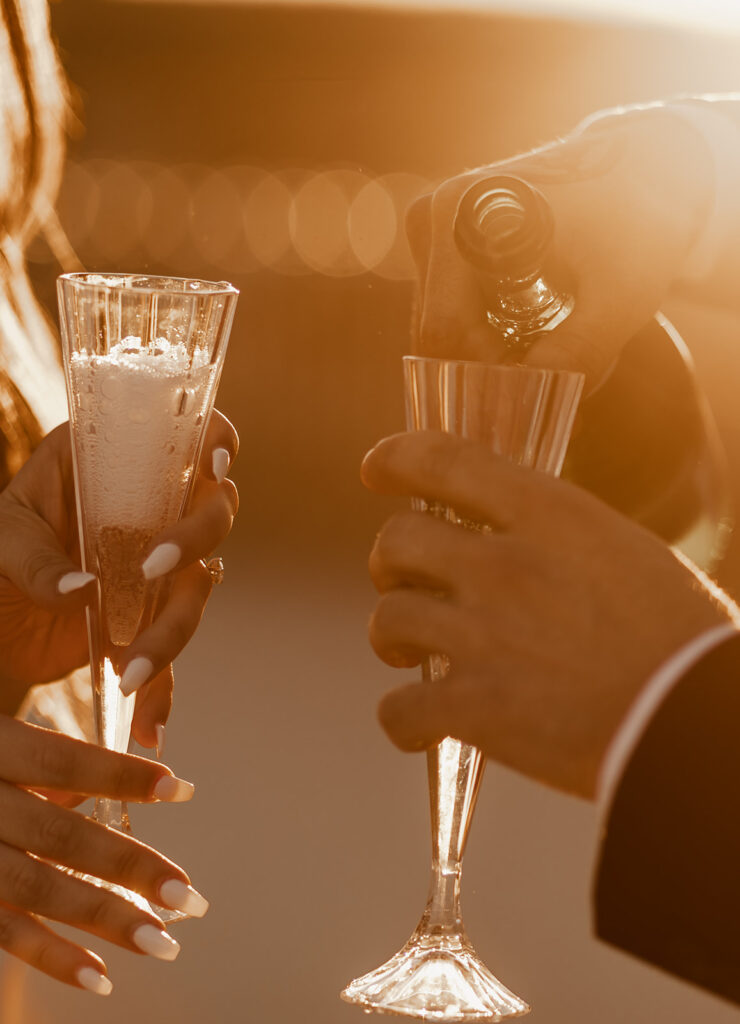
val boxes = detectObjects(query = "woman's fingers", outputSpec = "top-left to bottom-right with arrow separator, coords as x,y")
131,665 -> 174,751
120,562 -> 211,697
0,902 -> 112,995
202,409 -> 239,483
0,841 -> 181,959
141,477 -> 238,582
0,718 -> 193,803
0,782 -> 201,912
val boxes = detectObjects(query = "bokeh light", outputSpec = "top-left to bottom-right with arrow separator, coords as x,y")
49,158 -> 433,280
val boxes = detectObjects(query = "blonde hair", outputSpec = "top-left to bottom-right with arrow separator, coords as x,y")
0,0 -> 69,487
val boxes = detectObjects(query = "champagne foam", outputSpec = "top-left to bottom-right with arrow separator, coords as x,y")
70,339 -> 215,534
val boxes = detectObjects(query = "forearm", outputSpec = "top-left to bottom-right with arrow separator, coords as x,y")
579,94 -> 740,311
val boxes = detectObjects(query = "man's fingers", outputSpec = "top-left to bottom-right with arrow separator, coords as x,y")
362,431 -> 540,528
0,719 -> 192,803
378,677 -> 470,752
369,588 -> 468,668
369,509 -> 485,595
0,902 -> 112,994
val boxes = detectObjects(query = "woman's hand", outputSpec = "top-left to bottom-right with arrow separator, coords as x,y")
362,431 -> 737,798
407,106 -> 713,391
0,715 -> 205,994
0,411 -> 239,745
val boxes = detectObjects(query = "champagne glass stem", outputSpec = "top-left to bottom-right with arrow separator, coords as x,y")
88,601 -> 135,832
422,658 -> 485,939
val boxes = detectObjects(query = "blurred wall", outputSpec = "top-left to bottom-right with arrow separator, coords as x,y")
18,5 -> 740,1023
32,0 -> 740,566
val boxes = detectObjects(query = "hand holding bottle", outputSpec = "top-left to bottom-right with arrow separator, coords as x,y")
407,105 -> 713,391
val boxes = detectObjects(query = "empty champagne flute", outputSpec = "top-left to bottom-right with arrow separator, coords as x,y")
342,355 -> 583,1022
57,272 -> 238,921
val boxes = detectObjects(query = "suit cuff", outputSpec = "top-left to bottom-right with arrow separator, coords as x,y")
597,623 -> 739,813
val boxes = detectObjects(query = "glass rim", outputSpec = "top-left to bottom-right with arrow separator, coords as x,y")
402,353 -> 584,381
57,271 -> 239,298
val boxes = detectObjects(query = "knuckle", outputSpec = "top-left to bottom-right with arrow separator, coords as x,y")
36,736 -> 74,785
98,752 -> 132,798
112,842 -> 144,890
18,548 -> 58,601
86,893 -> 114,931
416,431 -> 460,482
34,939 -> 59,977
0,909 -> 16,950
37,811 -> 78,861
2,860 -> 49,910
418,318 -> 464,358
372,511 -> 417,565
167,614 -> 194,653
368,598 -> 395,655
369,590 -> 412,651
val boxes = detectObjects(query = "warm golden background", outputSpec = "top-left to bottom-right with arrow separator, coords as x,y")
8,0 -> 740,1020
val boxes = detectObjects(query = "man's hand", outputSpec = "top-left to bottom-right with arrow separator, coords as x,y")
362,431 -> 736,798
406,107 -> 713,392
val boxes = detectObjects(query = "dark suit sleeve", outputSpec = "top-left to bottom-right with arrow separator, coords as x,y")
594,632 -> 740,1005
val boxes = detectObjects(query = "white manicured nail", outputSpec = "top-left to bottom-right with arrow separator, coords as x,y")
132,924 -> 180,961
58,571 -> 96,594
159,879 -> 209,918
152,775 -> 195,803
142,542 -> 181,580
212,447 -> 230,483
120,657 -> 153,697
155,723 -> 166,759
76,966 -> 113,996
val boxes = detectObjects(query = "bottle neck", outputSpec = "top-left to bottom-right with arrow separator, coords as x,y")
485,273 -> 574,345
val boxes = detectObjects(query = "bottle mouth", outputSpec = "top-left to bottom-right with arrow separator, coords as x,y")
453,175 -> 553,280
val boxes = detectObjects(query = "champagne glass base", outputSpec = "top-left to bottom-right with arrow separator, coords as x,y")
341,930 -> 530,1022
66,798 -> 190,923
63,870 -> 188,925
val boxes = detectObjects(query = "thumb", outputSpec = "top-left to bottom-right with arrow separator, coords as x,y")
0,504 -> 94,610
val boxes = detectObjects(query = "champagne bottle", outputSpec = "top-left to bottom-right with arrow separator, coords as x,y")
454,174 -> 731,569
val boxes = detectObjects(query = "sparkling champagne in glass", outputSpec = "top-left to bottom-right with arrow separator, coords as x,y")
341,356 -> 583,1022
58,272 -> 238,919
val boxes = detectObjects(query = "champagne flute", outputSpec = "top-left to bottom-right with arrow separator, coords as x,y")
342,355 -> 583,1021
57,272 -> 238,921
